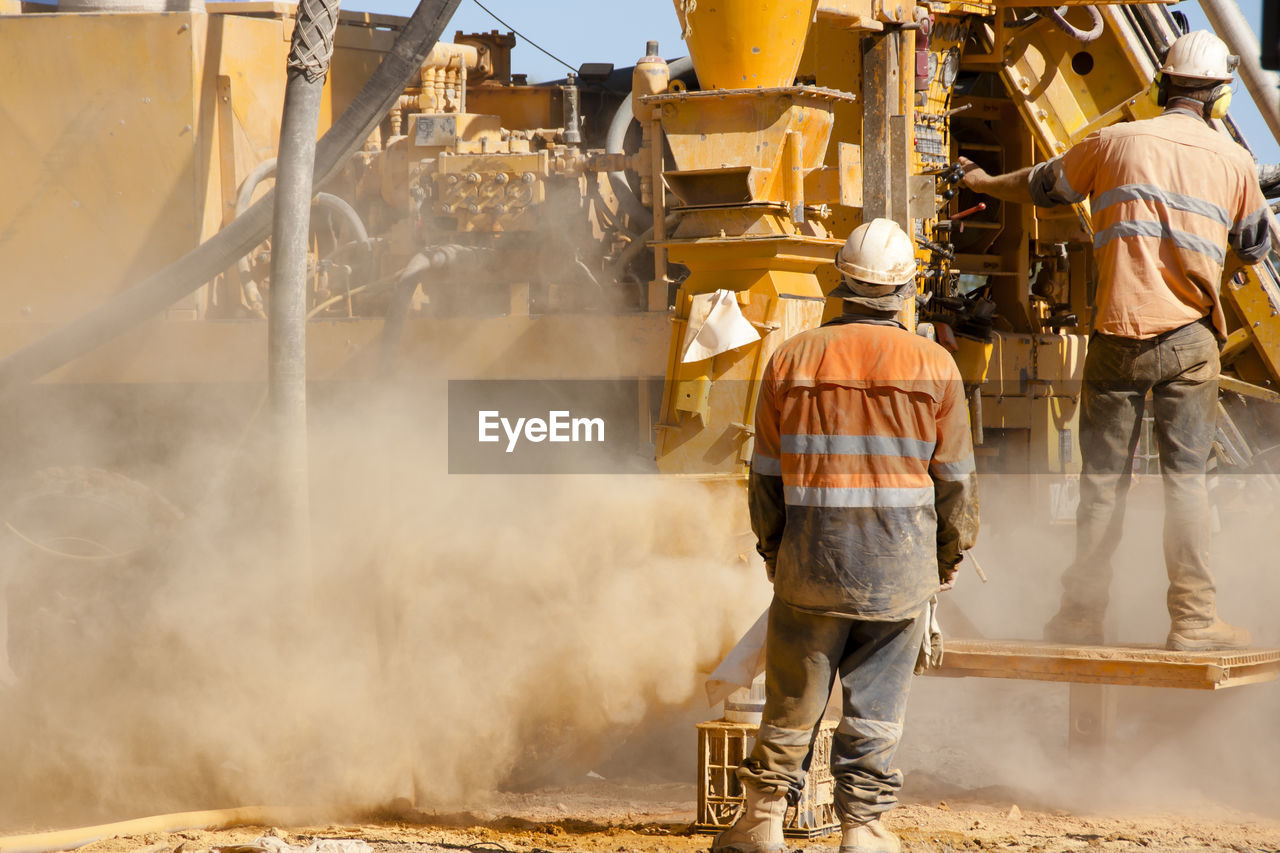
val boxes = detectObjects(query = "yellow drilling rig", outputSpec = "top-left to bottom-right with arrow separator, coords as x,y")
1,0 -> 1280,745
4,0 -> 1279,487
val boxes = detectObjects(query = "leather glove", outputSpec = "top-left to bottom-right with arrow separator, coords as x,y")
938,560 -> 959,591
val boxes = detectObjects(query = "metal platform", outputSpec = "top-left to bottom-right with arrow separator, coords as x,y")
927,639 -> 1280,690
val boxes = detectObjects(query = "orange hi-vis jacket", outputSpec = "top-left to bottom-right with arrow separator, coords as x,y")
1029,108 -> 1271,340
748,318 -> 980,620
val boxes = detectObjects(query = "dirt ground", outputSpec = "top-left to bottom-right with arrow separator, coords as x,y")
59,781 -> 1280,853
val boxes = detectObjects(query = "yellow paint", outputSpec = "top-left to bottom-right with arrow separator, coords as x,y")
952,337 -> 994,385
999,5 -> 1158,158
674,0 -> 819,89
655,89 -> 847,206
0,6 -> 390,326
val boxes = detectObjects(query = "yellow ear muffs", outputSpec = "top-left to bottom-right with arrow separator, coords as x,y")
1206,84 -> 1232,120
1148,71 -> 1169,107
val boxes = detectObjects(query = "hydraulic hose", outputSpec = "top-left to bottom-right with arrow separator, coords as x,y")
234,155 -> 369,308
604,56 -> 694,230
377,244 -> 487,373
234,159 -> 369,243
0,0 -> 463,394
1043,5 -> 1104,43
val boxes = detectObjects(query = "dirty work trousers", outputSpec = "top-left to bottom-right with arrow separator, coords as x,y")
1061,317 -> 1221,627
737,596 -> 927,823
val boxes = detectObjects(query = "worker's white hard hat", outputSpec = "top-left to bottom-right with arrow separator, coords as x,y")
1160,30 -> 1237,82
834,218 -> 917,290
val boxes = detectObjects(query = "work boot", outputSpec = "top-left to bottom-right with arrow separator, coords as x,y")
1166,618 -> 1252,652
1043,605 -> 1104,645
839,818 -> 900,853
711,785 -> 788,853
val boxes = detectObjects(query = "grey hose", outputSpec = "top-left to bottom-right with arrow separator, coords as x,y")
1044,5 -> 1104,43
235,160 -> 368,242
235,158 -> 281,218
234,156 -> 369,294
0,0 -> 463,393
378,245 -> 486,372
605,56 -> 694,230
270,0 -> 338,563
313,193 -> 369,243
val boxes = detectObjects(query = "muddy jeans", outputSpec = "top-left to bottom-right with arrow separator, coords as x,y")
1060,317 -> 1220,627
737,596 -> 927,823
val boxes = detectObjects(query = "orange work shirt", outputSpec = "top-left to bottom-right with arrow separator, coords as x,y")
1029,108 -> 1270,339
748,320 -> 978,619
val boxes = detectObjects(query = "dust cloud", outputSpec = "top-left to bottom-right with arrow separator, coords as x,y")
898,471 -> 1280,820
0,381 -> 772,831
5,383 -> 1280,836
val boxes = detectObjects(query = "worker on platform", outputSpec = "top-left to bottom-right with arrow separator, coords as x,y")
959,30 -> 1270,651
714,218 -> 979,853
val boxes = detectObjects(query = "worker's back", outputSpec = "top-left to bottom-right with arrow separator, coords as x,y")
751,321 -> 974,620
1037,110 -> 1267,338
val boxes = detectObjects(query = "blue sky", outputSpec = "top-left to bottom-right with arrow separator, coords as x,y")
348,0 -> 1277,163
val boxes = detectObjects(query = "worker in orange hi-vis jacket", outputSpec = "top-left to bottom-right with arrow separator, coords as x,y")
960,30 -> 1271,653
713,218 -> 979,853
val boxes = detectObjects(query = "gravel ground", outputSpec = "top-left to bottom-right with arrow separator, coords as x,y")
54,779 -> 1280,853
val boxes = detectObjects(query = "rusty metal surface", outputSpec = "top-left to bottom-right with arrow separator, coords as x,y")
928,638 -> 1280,690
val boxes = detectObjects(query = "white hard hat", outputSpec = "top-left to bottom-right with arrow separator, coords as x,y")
835,218 -> 917,291
1160,30 -> 1237,82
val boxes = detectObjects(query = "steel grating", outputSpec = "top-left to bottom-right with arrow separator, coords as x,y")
926,639 -> 1280,690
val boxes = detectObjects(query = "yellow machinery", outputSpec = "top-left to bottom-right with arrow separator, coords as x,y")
2,0 -> 1280,719
2,0 -> 1279,485
642,0 -> 1280,531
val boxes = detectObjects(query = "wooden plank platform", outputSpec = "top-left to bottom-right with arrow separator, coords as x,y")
926,639 -> 1280,690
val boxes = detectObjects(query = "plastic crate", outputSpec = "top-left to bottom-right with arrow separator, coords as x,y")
694,718 -> 839,839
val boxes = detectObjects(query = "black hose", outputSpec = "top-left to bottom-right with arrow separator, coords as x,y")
0,0 -> 462,393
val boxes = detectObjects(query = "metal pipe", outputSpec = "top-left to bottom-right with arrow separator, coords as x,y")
562,71 -> 582,145
1198,0 -> 1280,147
0,0 -> 463,394
268,0 -> 342,565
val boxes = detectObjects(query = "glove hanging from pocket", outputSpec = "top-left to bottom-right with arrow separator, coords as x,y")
914,595 -> 944,675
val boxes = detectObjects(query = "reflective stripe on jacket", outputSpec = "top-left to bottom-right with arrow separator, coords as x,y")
1029,109 -> 1271,340
748,319 -> 979,620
